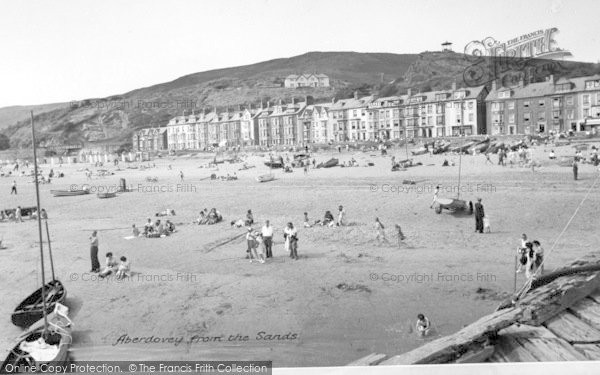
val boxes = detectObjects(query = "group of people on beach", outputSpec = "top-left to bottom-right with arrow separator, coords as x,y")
89,231 -> 130,279
302,206 -> 346,228
0,207 -> 47,222
132,218 -> 176,238
244,219 -> 298,263
517,234 -> 545,279
196,208 -> 223,225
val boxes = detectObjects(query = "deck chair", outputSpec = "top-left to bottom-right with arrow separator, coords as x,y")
51,302 -> 72,327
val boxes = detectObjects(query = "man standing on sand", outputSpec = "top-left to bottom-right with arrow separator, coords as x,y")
10,180 -> 17,195
90,231 -> 100,273
261,220 -> 274,258
179,171 -> 184,182
474,198 -> 485,234
573,160 -> 578,180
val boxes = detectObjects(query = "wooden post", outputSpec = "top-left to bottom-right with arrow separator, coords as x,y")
514,254 -> 518,293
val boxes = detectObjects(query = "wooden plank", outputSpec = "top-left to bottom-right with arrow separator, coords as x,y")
455,345 -> 495,363
569,297 -> 600,331
379,307 -> 522,365
573,344 -> 600,360
498,324 -> 558,339
517,337 -> 587,361
545,310 -> 600,343
347,353 -> 387,366
518,270 -> 600,326
489,336 -> 539,362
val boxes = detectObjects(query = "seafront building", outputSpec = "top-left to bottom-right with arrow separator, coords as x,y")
486,74 -> 600,135
131,74 -> 600,152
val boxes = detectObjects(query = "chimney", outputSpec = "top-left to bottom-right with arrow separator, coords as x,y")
491,80 -> 497,92
267,101 -> 270,108
332,97 -> 336,104
452,81 -> 457,91
279,99 -> 283,105
519,76 -> 525,87
354,91 -> 359,100
407,88 -> 412,97
548,74 -> 554,83
305,95 -> 314,105
260,100 -> 263,110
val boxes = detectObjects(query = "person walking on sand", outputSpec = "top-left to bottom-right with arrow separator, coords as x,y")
375,217 -> 387,243
89,231 -> 100,273
395,224 -> 406,247
572,160 -> 578,180
10,180 -> 17,195
179,171 -> 184,182
246,227 -> 257,262
15,206 -> 23,223
337,205 -> 346,226
261,220 -> 274,258
485,152 -> 493,165
474,198 -> 485,233
284,222 -> 299,260
430,185 -> 440,209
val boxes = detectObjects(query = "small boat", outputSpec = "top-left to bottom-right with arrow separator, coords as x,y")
97,192 -> 117,199
11,280 -> 66,328
2,311 -> 72,372
50,189 -> 89,197
434,198 -> 472,214
411,147 -> 428,156
322,158 -> 339,168
433,143 -> 450,154
264,157 -> 284,168
256,174 -> 275,183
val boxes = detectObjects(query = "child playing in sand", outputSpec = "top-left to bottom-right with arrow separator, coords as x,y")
255,233 -> 266,264
115,256 -> 130,279
416,314 -> 431,337
375,218 -> 387,243
303,212 -> 312,228
99,252 -> 119,278
395,224 -> 405,247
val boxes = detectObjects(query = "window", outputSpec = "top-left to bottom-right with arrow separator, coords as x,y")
567,109 -> 574,119
538,112 -> 545,120
552,110 -> 561,119
499,90 -> 511,99
468,113 -> 474,122
583,95 -> 590,106
538,100 -> 545,107
566,96 -> 574,106
468,101 -> 474,109
524,113 -> 531,121
584,108 -> 590,117
524,101 -> 530,108
508,101 -> 515,110
509,113 -> 515,124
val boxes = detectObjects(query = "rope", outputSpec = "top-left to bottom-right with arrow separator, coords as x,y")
514,171 -> 600,303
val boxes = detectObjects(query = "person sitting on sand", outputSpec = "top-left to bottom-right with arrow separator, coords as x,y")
231,219 -> 245,228
245,210 -> 254,226
155,220 -> 164,235
549,150 -> 556,159
144,218 -> 154,236
322,211 -> 335,227
99,252 -> 119,278
416,314 -> 431,337
156,209 -> 176,217
207,208 -> 222,225
115,256 -> 130,279
303,212 -> 313,228
132,224 -> 140,237
40,209 -> 48,220
165,220 -> 175,233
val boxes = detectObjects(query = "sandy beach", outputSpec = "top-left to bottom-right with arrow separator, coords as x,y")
1,142 -> 599,367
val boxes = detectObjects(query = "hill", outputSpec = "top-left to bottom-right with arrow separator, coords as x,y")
1,51 -> 599,149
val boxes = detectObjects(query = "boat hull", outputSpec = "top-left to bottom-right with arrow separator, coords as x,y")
11,280 -> 67,328
2,312 -> 72,372
97,192 -> 117,199
50,190 -> 89,197
256,174 -> 275,183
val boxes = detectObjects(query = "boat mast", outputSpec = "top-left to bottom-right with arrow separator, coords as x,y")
31,111 -> 49,335
457,134 -> 463,200
45,220 -> 56,281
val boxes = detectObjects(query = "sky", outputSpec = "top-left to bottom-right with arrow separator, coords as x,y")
1,0 -> 599,108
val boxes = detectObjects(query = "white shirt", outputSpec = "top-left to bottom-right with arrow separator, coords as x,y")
261,225 -> 273,237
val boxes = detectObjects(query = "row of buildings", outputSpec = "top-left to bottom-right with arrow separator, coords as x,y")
132,74 -> 600,152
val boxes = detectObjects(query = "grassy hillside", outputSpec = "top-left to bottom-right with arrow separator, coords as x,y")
1,51 -> 599,149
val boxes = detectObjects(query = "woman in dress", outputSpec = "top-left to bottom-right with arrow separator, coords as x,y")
284,222 -> 299,260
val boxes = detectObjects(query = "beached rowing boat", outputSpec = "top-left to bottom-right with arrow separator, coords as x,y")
2,311 -> 72,372
11,280 -> 67,328
322,158 -> 338,168
97,192 -> 117,199
256,174 -> 275,183
50,189 -> 89,197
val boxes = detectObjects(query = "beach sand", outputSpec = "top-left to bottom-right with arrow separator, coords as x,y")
1,143 -> 599,366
